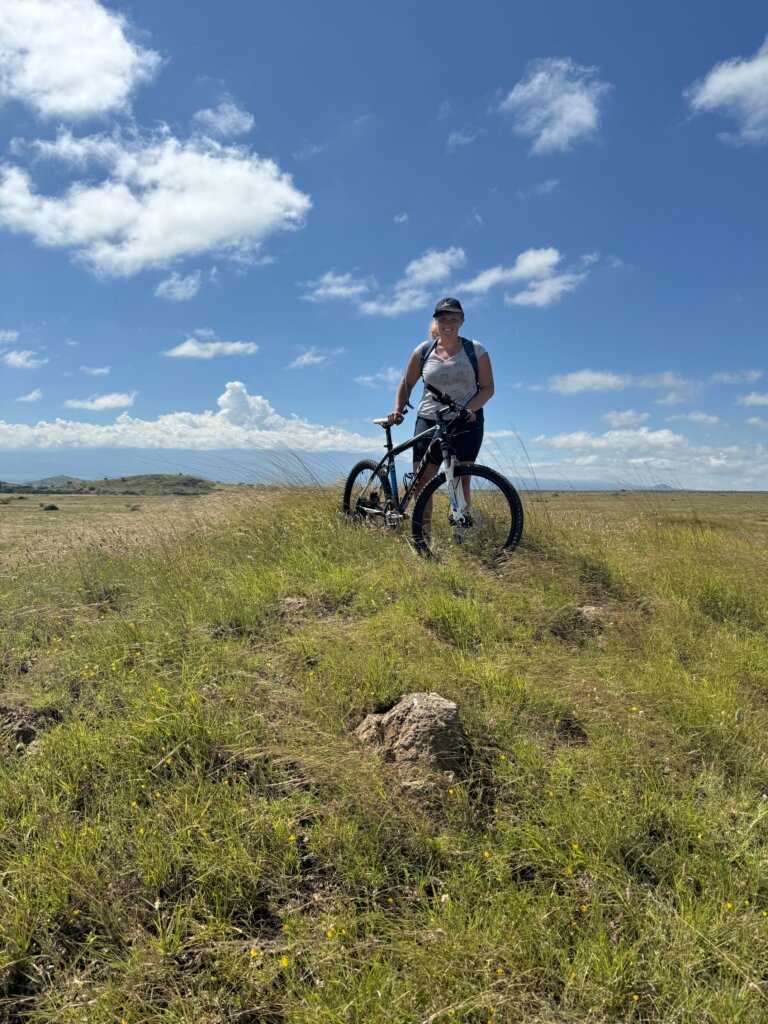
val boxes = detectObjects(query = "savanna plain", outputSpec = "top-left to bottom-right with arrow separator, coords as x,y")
1,481 -> 767,1023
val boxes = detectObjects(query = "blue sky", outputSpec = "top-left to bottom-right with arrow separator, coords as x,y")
1,0 -> 767,488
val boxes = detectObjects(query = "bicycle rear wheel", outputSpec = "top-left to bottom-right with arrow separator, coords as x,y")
411,463 -> 523,561
342,459 -> 392,522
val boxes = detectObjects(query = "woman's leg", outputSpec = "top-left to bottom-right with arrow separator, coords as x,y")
413,460 -> 439,533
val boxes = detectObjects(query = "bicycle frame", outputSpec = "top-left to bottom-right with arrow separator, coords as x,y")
368,408 -> 470,521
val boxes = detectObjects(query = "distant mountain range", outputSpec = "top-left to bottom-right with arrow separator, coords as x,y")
0,474 -> 216,496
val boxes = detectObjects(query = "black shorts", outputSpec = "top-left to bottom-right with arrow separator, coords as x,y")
412,410 -> 484,466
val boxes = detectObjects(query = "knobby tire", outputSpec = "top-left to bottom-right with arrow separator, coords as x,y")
411,463 -> 523,561
342,459 -> 392,521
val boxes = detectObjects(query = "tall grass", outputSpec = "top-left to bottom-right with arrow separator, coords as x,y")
1,486 -> 767,1022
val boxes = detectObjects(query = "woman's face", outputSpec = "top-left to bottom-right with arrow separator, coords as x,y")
436,313 -> 463,337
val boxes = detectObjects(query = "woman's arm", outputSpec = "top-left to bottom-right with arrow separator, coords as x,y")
387,351 -> 422,425
465,352 -> 494,420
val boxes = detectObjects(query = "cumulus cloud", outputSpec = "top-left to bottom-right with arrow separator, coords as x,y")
287,347 -> 345,369
80,365 -> 110,375
459,248 -> 561,293
499,57 -> 612,154
667,411 -> 721,425
355,367 -> 402,389
460,248 -> 592,308
306,245 -> 589,315
0,330 -> 20,342
64,391 -> 137,410
0,129 -> 311,276
0,0 -> 161,119
685,36 -> 768,144
535,426 -> 686,452
602,410 -> 650,428
394,212 -> 409,224
359,247 -> 466,316
549,370 -> 631,394
16,388 -> 42,402
2,349 -> 48,369
163,339 -> 259,359
747,416 -> 768,428
506,270 -> 587,308
738,391 -> 768,406
523,412 -> 768,489
302,270 -> 370,303
192,99 -> 255,139
709,370 -> 762,384
0,381 -> 376,452
547,368 -> 757,403
155,271 -> 203,301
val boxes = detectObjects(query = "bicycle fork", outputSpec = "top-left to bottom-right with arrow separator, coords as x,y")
442,456 -> 471,524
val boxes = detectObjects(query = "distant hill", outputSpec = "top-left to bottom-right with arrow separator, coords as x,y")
0,474 -> 216,496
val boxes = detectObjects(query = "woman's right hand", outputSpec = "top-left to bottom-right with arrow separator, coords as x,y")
386,410 -> 405,426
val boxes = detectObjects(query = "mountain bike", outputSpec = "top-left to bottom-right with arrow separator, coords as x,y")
342,384 -> 523,561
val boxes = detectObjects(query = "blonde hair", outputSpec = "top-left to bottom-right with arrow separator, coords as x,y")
428,319 -> 440,340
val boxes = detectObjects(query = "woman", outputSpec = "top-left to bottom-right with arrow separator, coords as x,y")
387,296 -> 495,505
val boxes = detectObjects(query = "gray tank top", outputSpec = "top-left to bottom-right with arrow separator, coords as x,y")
416,339 -> 486,420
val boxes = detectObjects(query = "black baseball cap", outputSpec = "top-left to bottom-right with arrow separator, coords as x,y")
433,297 -> 464,317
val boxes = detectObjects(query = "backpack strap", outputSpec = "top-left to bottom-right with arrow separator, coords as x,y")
419,336 -> 480,390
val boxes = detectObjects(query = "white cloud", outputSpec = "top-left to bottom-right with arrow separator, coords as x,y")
80,365 -> 110,375
667,411 -> 720,425
517,178 -> 559,199
16,388 -> 42,402
192,99 -> 255,139
287,347 -> 344,369
0,129 -> 311,276
685,37 -> 768,145
447,126 -> 483,150
0,382 -> 376,452
355,367 -> 402,389
155,271 -> 203,301
2,348 -> 48,369
394,212 -> 409,224
64,391 -> 137,410
499,57 -> 611,155
292,141 -> 324,161
359,247 -> 466,316
163,339 -> 259,359
548,368 -> 765,407
459,247 -> 561,293
549,370 -> 631,394
460,248 -> 591,308
603,410 -> 650,428
507,271 -> 587,308
0,0 -> 161,119
536,427 -> 686,452
302,270 -> 370,303
747,416 -> 768,428
401,247 -> 467,286
738,391 -> 768,406
0,329 -> 20,342
709,370 -> 762,384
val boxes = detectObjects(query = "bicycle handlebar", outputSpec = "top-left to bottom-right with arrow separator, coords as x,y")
424,383 -> 470,418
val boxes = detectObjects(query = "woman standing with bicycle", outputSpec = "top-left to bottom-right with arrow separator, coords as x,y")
387,297 -> 495,502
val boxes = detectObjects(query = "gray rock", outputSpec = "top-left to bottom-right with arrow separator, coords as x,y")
355,692 -> 472,784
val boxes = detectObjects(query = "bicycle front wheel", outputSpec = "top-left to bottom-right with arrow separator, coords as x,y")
411,463 -> 523,561
342,459 -> 392,522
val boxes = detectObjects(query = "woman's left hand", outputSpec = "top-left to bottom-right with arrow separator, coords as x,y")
464,408 -> 477,423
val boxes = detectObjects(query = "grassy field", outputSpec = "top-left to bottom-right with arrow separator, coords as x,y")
1,486 -> 767,1022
